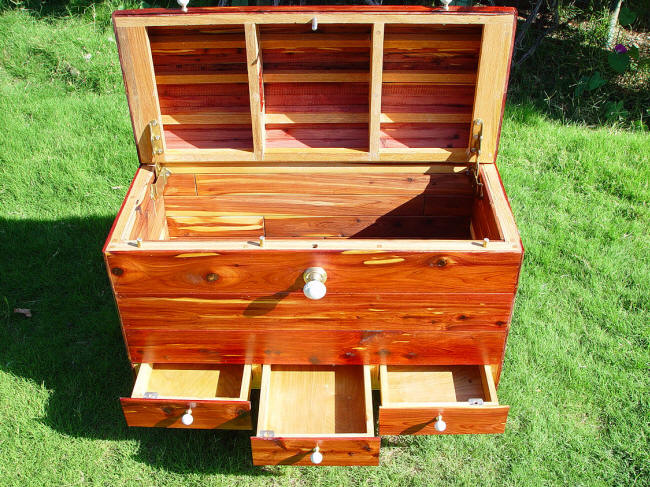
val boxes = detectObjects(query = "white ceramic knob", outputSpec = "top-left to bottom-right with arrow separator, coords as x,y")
310,446 -> 323,464
303,267 -> 327,300
177,0 -> 189,12
434,415 -> 446,432
303,280 -> 326,300
181,409 -> 194,425
440,0 -> 452,10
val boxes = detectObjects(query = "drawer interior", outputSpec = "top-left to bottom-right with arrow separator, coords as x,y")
380,364 -> 498,406
257,365 -> 374,437
132,363 -> 251,401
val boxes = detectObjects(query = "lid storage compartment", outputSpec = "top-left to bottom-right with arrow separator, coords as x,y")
149,25 -> 254,153
261,24 -> 371,151
381,24 -> 481,151
113,10 -> 516,164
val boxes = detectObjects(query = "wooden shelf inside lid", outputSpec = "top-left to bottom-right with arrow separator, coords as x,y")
161,112 -> 472,125
156,71 -> 476,85
115,8 -> 516,164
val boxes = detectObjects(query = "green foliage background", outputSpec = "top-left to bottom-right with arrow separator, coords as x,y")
0,2 -> 648,486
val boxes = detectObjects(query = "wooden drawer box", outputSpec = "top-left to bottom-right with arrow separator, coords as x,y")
104,5 -> 523,466
251,365 -> 379,466
379,365 -> 508,435
121,363 -> 252,429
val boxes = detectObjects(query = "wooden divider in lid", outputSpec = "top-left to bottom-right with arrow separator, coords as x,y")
113,6 -> 516,165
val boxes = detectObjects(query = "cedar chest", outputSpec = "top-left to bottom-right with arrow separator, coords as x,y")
104,5 -> 523,466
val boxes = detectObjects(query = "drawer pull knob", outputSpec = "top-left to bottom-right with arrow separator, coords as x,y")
303,267 -> 327,300
181,409 -> 194,426
177,0 -> 189,13
434,415 -> 446,432
310,446 -> 323,465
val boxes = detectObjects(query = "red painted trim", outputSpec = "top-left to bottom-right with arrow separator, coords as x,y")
113,6 -> 518,18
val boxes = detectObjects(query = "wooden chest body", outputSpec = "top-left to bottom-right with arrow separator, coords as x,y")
105,5 -> 522,466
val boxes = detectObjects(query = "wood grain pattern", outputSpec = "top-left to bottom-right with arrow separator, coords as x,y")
259,365 -> 371,435
167,215 -> 264,238
167,215 -> 470,240
120,397 -> 252,429
124,329 -> 507,365
106,250 -> 522,295
471,21 -> 515,163
250,437 -> 380,466
369,23 -> 384,159
117,293 -> 513,332
163,194 -> 473,218
471,197 -> 502,240
380,365 -> 487,403
163,174 -> 196,196
245,23 -> 265,160
132,363 -> 246,399
114,10 -> 516,30
378,405 -> 509,435
114,25 -> 163,163
264,124 -> 368,150
163,125 -> 253,150
194,172 -> 473,196
262,216 -> 471,239
164,194 -> 429,217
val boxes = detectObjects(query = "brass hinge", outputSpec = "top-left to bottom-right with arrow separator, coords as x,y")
149,119 -> 163,158
148,120 -> 168,200
469,118 -> 483,157
468,119 -> 484,198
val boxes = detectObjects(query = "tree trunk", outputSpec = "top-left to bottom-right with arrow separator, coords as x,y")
607,0 -> 624,47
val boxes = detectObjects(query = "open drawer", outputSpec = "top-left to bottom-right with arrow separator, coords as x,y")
120,363 -> 252,429
251,365 -> 379,466
379,365 -> 509,435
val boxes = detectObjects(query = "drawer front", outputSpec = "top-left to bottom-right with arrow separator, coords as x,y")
251,437 -> 380,466
120,398 -> 252,429
117,293 -> 514,332
379,406 -> 509,435
106,250 -> 521,296
124,329 -> 507,365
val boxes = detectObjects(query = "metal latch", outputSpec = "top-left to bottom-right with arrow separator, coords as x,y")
148,120 -> 169,200
143,392 -> 159,399
259,430 -> 275,438
150,161 -> 170,200
469,161 -> 484,198
467,119 -> 484,198
468,398 -> 484,406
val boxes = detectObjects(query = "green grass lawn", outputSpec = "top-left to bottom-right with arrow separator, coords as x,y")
0,7 -> 648,487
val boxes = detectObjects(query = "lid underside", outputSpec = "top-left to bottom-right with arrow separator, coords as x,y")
113,6 -> 516,166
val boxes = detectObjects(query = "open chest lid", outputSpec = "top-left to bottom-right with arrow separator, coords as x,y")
113,5 -> 516,167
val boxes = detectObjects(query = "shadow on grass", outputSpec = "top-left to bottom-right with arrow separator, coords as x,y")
0,215 -> 270,476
